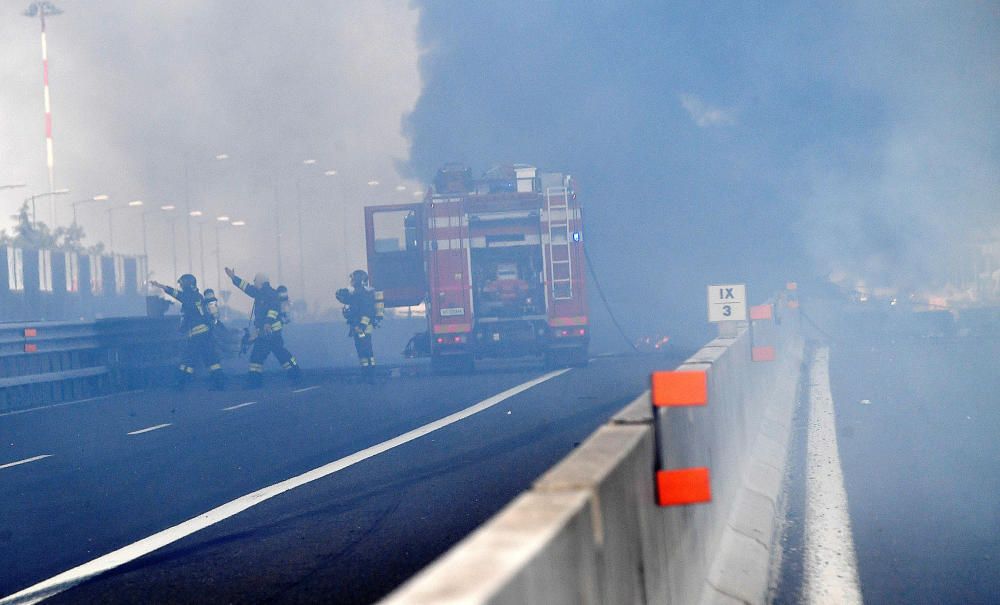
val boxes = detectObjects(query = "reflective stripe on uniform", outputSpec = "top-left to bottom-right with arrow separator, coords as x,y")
267,310 -> 279,319
189,324 -> 209,336
368,357 -> 376,366
360,358 -> 370,367
238,279 -> 249,291
248,363 -> 264,373
179,364 -> 195,374
360,316 -> 371,326
208,363 -> 222,372
271,321 -> 283,331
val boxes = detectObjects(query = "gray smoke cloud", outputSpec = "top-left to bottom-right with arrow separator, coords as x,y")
404,2 -> 999,344
1,1 -> 423,314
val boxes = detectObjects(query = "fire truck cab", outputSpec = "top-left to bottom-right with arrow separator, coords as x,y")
365,164 -> 589,372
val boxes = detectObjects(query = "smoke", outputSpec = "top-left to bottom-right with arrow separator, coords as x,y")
2,3 -> 996,329
405,2 -> 999,344
0,1 -> 423,314
798,3 -> 1000,294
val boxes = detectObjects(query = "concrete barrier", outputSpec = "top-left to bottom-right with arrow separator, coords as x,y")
382,294 -> 803,605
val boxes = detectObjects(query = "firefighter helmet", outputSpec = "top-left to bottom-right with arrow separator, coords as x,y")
253,272 -> 270,288
178,274 -> 197,290
276,285 -> 288,301
350,269 -> 369,288
203,288 -> 215,299
335,288 -> 351,304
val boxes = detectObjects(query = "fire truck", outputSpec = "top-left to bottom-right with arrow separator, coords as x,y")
364,164 -> 589,372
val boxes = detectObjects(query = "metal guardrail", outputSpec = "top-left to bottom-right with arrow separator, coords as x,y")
0,317 -> 184,413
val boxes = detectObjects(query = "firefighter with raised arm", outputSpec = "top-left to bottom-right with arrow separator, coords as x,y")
336,269 -> 384,382
225,267 -> 301,388
150,274 -> 225,390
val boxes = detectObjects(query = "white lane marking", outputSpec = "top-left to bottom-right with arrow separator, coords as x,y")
0,391 -> 143,418
0,454 -> 53,470
805,347 -> 863,604
292,385 -> 319,394
126,423 -> 172,436
221,401 -> 257,411
0,368 -> 570,605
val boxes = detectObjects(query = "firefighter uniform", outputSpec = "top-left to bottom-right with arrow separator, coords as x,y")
203,289 -> 221,329
337,270 -> 384,380
226,269 -> 301,388
153,275 -> 225,390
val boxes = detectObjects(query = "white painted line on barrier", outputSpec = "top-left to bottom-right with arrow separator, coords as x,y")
291,385 -> 319,394
0,454 -> 53,470
221,401 -> 257,411
126,423 -> 172,436
0,391 -> 143,418
804,347 -> 863,604
0,368 -> 570,605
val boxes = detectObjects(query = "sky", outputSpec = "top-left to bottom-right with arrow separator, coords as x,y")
1,2 -> 997,340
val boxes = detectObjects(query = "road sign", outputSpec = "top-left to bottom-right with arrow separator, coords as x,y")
708,284 -> 747,322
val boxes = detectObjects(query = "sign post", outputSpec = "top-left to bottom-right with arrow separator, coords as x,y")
708,284 -> 747,337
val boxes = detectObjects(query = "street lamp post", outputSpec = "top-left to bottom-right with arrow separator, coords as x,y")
71,194 -> 108,227
215,215 -> 229,289
107,200 -> 142,253
213,216 -> 246,290
295,159 -> 317,299
182,152 -> 231,274
25,188 -> 69,224
159,205 -> 178,278
190,210 -> 206,281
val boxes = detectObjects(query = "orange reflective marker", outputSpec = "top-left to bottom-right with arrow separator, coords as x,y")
24,343 -> 38,353
788,300 -> 800,309
24,328 -> 37,337
786,282 -> 798,291
651,370 -> 707,407
750,304 -> 773,321
752,346 -> 776,362
657,467 -> 711,506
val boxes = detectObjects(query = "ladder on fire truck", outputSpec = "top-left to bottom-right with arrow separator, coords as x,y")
545,186 -> 573,300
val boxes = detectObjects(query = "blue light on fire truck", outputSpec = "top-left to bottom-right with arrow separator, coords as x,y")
572,232 -> 581,242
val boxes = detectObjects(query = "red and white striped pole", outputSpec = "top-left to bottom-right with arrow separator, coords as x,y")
40,9 -> 56,225
26,2 -> 61,226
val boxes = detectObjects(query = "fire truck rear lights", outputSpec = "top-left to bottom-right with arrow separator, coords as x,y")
577,328 -> 586,336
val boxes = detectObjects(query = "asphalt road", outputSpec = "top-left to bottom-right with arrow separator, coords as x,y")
774,332 -> 1000,604
1,352 -> 685,604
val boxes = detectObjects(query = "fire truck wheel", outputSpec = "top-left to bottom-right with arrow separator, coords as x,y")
544,347 -> 589,369
431,353 -> 475,375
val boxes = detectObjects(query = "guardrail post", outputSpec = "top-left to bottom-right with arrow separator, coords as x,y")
750,304 -> 776,362
651,370 -> 712,506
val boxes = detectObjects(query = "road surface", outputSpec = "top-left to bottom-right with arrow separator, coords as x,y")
1,352 -> 684,604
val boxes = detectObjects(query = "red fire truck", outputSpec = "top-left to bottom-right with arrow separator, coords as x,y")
364,164 -> 589,372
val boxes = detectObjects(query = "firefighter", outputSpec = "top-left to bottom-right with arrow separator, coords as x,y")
224,267 -> 301,388
336,269 -> 384,382
150,274 -> 225,391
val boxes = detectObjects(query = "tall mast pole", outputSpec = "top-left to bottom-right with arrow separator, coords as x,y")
29,3 -> 62,227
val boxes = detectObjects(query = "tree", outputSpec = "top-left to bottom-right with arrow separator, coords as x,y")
1,202 -> 107,254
